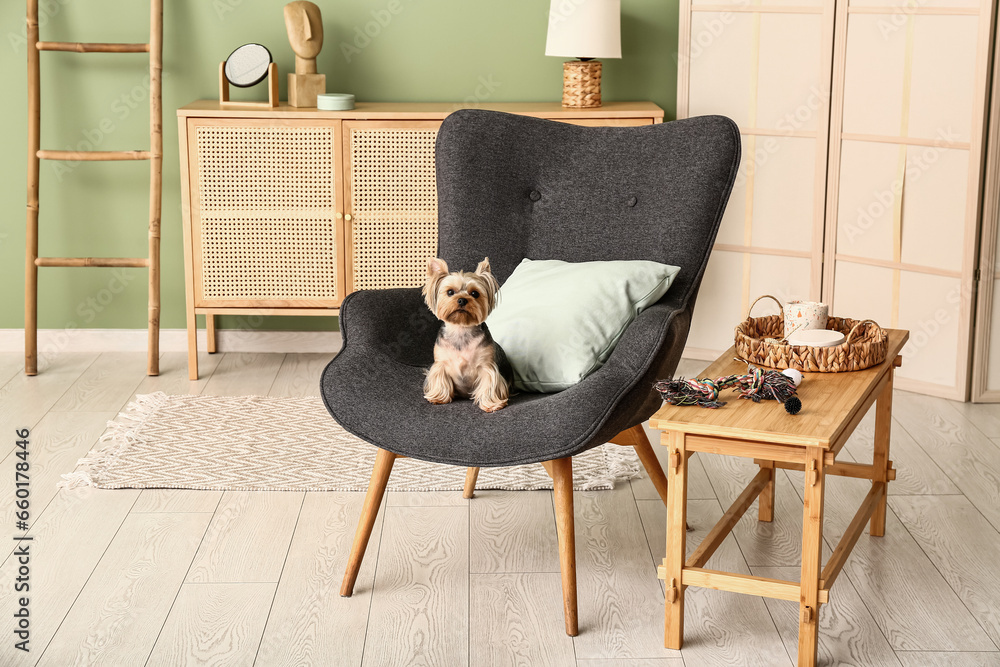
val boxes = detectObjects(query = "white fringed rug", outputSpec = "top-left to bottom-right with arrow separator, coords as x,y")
59,392 -> 642,492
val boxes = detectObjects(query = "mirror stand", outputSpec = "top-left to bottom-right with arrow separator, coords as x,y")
219,61 -> 279,109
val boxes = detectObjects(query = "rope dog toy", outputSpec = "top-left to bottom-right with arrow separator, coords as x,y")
654,359 -> 801,413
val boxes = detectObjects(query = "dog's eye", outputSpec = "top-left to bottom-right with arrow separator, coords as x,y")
470,291 -> 480,299
446,289 -> 455,296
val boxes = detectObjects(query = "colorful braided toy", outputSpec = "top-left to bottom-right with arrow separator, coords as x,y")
654,360 -> 801,413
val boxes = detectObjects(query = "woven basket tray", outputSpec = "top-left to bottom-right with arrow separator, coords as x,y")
735,295 -> 888,372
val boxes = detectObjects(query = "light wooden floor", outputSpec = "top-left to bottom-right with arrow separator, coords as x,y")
2,351 -> 1000,666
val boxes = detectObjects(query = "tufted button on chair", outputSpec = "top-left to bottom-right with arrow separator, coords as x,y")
322,109 -> 740,636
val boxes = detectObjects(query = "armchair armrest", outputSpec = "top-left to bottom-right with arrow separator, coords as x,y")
338,288 -> 438,367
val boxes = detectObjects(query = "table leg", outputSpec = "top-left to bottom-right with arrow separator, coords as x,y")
663,430 -> 688,649
758,460 -> 775,522
871,365 -> 895,537
797,446 -> 825,667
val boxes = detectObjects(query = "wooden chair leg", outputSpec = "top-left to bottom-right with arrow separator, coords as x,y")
341,448 -> 396,597
463,467 -> 480,499
610,424 -> 669,506
543,457 -> 578,637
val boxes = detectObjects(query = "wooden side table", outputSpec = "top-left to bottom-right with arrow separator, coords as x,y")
649,330 -> 908,666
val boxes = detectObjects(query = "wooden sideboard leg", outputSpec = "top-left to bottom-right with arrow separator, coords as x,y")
758,460 -> 775,522
186,311 -> 199,381
206,314 -> 217,354
663,430 -> 688,650
870,365 -> 894,537
797,446 -> 825,667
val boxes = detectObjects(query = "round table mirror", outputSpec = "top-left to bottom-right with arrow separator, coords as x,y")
224,44 -> 272,88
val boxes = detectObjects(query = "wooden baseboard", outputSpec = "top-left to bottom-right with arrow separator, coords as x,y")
0,329 -> 343,354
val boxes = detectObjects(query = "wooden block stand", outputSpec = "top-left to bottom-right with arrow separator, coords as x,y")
650,330 -> 908,666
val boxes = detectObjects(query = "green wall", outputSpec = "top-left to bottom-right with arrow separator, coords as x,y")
0,0 -> 678,333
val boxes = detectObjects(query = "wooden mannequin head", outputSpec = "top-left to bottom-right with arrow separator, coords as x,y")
284,1 -> 323,74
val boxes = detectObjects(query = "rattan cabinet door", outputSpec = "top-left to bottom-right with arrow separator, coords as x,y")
344,121 -> 442,292
189,118 -> 343,308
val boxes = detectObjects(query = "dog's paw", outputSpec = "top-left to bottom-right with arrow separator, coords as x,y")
478,400 -> 507,413
425,395 -> 453,405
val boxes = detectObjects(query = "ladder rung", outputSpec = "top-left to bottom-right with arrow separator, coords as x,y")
37,41 -> 150,53
36,257 -> 150,268
37,150 -> 152,162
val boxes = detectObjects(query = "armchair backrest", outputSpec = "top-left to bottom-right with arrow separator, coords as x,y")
434,110 -> 740,313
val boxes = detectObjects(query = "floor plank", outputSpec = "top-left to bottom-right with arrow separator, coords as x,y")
145,582 -> 274,666
470,573 -> 575,667
268,353 -> 334,398
363,506 -> 469,667
130,350 -> 223,402
50,351 -> 147,412
0,411 -> 113,531
186,491 -> 303,583
889,495 -> 1000,647
951,399 -> 1000,438
636,498 -> 792,666
0,352 -> 96,435
893,392 -> 1000,531
571,486 -> 684,661
674,357 -> 709,378
577,660 -> 684,667
699,452 -> 832,567
840,408 -> 960,496
387,490 -> 469,507
753,566 -> 901,667
0,488 -> 139,665
132,489 -> 224,513
202,353 -> 285,397
0,352 -> 24,388
36,512 -> 211,667
470,489 -> 559,574
14,353 -> 1000,664
782,469 -> 995,651
256,492 -> 385,667
895,651 -> 1000,666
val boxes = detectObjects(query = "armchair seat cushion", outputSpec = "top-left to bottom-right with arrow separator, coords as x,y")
320,287 -> 687,467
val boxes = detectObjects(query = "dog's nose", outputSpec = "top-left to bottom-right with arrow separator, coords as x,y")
457,298 -> 468,307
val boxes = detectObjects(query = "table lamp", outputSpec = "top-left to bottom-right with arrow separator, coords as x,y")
545,0 -> 621,108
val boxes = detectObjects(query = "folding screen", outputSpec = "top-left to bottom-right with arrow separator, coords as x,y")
679,0 -> 835,357
677,0 -> 996,399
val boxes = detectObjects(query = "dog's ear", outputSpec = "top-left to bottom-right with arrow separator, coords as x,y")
428,257 -> 449,277
423,257 -> 448,312
475,257 -> 501,310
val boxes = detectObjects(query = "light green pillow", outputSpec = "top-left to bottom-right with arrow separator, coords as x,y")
486,259 -> 681,393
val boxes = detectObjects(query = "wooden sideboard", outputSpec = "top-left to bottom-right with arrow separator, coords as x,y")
177,101 -> 665,379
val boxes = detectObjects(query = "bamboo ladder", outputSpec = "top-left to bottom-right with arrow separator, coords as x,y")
25,0 -> 163,376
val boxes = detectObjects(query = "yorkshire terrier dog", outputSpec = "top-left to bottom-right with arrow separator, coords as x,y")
422,257 -> 513,412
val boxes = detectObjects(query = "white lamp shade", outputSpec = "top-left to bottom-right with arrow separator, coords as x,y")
545,0 -> 621,59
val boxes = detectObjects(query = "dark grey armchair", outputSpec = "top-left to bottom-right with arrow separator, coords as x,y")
323,110 -> 740,636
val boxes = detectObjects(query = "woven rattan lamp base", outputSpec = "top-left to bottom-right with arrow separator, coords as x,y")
562,60 -> 602,108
